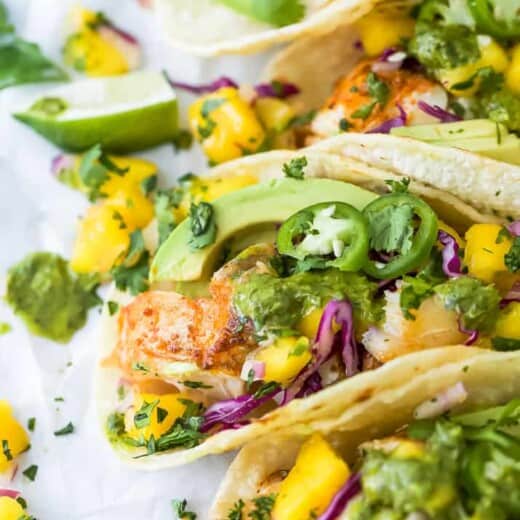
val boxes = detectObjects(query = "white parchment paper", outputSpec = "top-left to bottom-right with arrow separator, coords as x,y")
0,1 -> 275,517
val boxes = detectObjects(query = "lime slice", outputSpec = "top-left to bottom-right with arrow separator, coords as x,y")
13,71 -> 178,153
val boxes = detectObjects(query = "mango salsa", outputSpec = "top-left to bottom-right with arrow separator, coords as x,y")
0,401 -> 30,473
255,336 -> 312,384
189,87 -> 266,164
126,393 -> 188,441
272,434 -> 350,520
464,224 -> 512,283
0,497 -> 26,520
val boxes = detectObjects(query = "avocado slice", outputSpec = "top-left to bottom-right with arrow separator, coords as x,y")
430,135 -> 520,166
391,119 -> 509,142
150,178 -> 377,283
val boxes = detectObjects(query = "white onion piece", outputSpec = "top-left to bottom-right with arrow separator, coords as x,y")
240,360 -> 266,382
414,382 -> 468,420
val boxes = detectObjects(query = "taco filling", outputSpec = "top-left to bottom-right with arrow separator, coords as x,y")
177,0 -> 520,165
102,175 -> 520,458
222,398 -> 520,520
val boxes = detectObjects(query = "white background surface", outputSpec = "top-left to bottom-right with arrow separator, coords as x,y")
0,1 -> 274,517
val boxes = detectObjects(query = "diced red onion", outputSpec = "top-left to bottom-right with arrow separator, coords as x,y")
317,473 -> 362,520
414,382 -> 468,419
438,230 -> 462,278
240,360 -> 266,382
0,489 -> 20,499
51,154 -> 75,177
254,81 -> 300,99
417,101 -> 462,123
508,221 -> 520,237
200,387 -> 279,433
367,104 -> 407,134
282,300 -> 359,404
166,75 -> 239,95
459,320 -> 479,346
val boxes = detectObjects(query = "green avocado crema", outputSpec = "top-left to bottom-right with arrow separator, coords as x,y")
233,269 -> 383,335
6,252 -> 101,343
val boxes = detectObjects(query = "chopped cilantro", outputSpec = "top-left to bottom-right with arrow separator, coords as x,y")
2,439 -> 12,461
253,381 -> 280,399
182,380 -> 213,389
140,175 -> 157,197
172,498 -> 197,520
367,72 -> 389,106
154,188 -> 184,246
505,237 -> 520,273
22,464 -> 38,481
287,110 -> 316,128
132,362 -> 149,373
351,101 -> 376,120
54,422 -> 74,436
133,399 -> 159,429
385,177 -> 411,194
107,300 -> 119,316
227,499 -> 245,520
27,417 -> 36,432
493,337 -> 520,351
496,227 -> 511,244
106,412 -> 126,437
283,156 -> 307,179
173,129 -> 194,152
198,98 -> 226,140
289,337 -> 309,357
339,118 -> 351,132
157,407 -> 168,424
188,202 -> 217,250
54,397 -> 64,402
248,494 -> 276,520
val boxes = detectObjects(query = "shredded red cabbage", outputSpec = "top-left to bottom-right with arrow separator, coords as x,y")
317,473 -> 362,520
166,75 -> 239,95
367,104 -> 407,134
438,230 -> 462,278
282,300 -> 359,404
254,81 -> 300,99
508,221 -> 520,237
417,101 -> 462,123
200,386 -> 279,433
458,320 -> 479,346
295,372 -> 323,399
0,488 -> 20,499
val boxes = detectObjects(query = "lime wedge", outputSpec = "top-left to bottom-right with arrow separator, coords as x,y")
13,71 -> 178,153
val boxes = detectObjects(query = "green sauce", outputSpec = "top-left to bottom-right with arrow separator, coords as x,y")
233,268 -> 383,335
6,252 -> 101,343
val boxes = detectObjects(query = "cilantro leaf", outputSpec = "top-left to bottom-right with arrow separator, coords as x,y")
172,498 -> 197,520
0,1 -> 67,89
248,494 -> 277,520
133,399 -> 159,429
54,422 -> 74,436
188,202 -> 217,250
505,236 -> 520,273
434,277 -> 500,333
182,380 -> 213,389
351,101 -> 376,120
1,439 -> 12,461
227,499 -> 245,520
283,156 -> 307,179
492,337 -> 520,351
367,72 -> 389,106
107,301 -> 119,316
173,129 -> 193,152
215,0 -> 305,27
154,188 -> 184,246
22,464 -> 38,482
385,178 -> 411,194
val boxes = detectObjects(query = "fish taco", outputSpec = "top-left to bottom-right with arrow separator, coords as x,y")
210,354 -> 520,519
96,147 -> 520,468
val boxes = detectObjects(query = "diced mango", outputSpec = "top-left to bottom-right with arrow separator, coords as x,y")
440,38 -> 509,96
272,434 -> 350,520
392,439 -> 425,460
356,13 -> 415,57
255,98 -> 296,132
189,87 -> 266,164
506,44 -> 520,95
126,393 -> 188,441
0,497 -> 25,520
190,173 -> 258,204
71,203 -> 130,274
255,337 -> 312,384
0,401 -> 30,473
495,302 -> 520,340
464,224 -> 512,283
298,308 -> 324,339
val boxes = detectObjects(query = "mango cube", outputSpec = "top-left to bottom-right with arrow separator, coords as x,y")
495,303 -> 520,340
0,497 -> 26,520
0,401 -> 30,473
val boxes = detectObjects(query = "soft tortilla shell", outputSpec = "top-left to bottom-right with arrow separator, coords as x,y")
211,349 -> 520,518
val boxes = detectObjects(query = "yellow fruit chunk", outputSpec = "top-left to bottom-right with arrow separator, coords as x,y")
189,87 -> 266,164
126,393 -> 188,441
255,98 -> 296,132
495,303 -> 520,340
392,439 -> 425,459
298,308 -> 324,339
464,224 -> 512,283
0,497 -> 25,520
356,13 -> 415,57
0,401 -> 30,473
506,44 -> 520,95
190,173 -> 258,205
255,337 -> 312,384
71,203 -> 130,274
439,38 -> 509,96
273,434 -> 350,520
